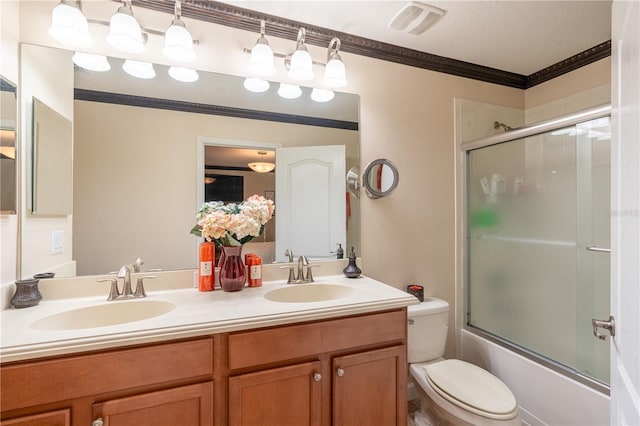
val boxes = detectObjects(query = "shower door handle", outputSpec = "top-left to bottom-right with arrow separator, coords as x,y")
592,315 -> 615,340
586,246 -> 611,253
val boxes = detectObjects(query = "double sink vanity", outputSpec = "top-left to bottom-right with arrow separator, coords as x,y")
0,262 -> 417,426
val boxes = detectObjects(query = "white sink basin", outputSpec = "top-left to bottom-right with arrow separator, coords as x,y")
264,283 -> 354,303
30,300 -> 176,331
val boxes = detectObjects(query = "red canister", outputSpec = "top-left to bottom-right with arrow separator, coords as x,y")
246,254 -> 263,287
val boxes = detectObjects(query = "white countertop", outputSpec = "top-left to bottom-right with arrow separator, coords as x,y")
1,273 -> 418,363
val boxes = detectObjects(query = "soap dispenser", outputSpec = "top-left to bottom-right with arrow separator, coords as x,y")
335,243 -> 344,259
343,246 -> 362,278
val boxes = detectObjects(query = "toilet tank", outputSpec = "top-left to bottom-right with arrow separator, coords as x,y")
407,298 -> 450,363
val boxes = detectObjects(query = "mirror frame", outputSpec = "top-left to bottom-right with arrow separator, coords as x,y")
363,159 -> 399,199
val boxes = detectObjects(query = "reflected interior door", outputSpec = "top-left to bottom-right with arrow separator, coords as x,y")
275,145 -> 346,262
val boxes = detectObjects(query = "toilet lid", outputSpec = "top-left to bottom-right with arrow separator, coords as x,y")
424,359 -> 517,418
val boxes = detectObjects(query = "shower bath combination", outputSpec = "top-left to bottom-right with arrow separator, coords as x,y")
465,105 -> 612,390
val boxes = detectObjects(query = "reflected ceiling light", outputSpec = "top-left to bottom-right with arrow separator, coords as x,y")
311,88 -> 335,103
48,0 -> 92,48
163,0 -> 196,62
72,52 -> 110,72
204,177 -> 216,184
248,151 -> 275,173
248,20 -> 276,76
323,37 -> 347,88
122,60 -> 155,79
168,66 -> 198,82
288,28 -> 314,81
277,83 -> 302,99
107,0 -> 145,54
244,78 -> 270,93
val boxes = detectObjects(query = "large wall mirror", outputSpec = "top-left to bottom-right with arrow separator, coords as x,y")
19,43 -> 360,279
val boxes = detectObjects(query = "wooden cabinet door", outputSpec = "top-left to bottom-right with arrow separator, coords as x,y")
92,382 -> 213,426
1,409 -> 70,426
228,361 -> 322,426
332,346 -> 406,426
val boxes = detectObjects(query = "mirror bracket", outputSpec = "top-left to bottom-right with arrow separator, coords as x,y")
346,167 -> 360,199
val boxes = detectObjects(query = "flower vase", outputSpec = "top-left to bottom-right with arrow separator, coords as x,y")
219,245 -> 245,292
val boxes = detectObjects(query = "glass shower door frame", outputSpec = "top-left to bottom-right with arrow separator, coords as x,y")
458,104 -> 611,394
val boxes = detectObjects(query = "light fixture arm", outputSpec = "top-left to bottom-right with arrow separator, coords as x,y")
260,19 -> 266,38
327,37 -> 341,61
174,0 -> 182,19
296,27 -> 306,48
120,0 -> 133,12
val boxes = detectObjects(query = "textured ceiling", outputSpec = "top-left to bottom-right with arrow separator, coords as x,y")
220,0 -> 612,76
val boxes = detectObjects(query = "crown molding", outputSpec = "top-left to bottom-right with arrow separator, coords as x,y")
133,0 -> 610,90
525,40 -> 612,88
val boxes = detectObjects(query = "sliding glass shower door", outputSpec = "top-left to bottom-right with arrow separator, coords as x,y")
466,115 -> 611,386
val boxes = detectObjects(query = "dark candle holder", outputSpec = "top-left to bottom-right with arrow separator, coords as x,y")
406,285 -> 424,302
11,279 -> 43,308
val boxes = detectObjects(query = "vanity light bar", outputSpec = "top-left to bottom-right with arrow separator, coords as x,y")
243,23 -> 347,98
49,0 -> 199,63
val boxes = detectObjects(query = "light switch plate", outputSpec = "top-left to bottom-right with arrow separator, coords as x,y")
52,230 -> 64,254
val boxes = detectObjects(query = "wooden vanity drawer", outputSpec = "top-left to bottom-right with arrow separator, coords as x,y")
228,309 -> 406,370
1,338 -> 214,411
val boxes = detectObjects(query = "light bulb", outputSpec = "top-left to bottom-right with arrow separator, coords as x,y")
107,5 -> 145,53
168,67 -> 198,82
163,19 -> 196,62
72,52 -> 110,72
311,88 -> 335,103
248,39 -> 275,76
122,60 -> 155,79
244,78 -> 270,93
278,83 -> 302,99
288,48 -> 314,81
48,1 -> 92,48
323,56 -> 347,88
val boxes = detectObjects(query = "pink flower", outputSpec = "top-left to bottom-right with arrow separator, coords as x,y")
192,195 -> 275,246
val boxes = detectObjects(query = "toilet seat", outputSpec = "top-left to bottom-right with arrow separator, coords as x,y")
423,359 -> 518,420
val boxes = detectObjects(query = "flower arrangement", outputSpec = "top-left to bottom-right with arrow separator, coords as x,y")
191,195 -> 275,246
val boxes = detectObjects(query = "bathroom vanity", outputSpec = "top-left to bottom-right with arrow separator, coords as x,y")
0,272 -> 415,426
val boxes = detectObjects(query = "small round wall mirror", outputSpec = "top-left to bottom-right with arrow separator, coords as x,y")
362,159 -> 399,199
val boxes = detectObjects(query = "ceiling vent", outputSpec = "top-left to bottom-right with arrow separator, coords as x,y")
388,2 -> 446,35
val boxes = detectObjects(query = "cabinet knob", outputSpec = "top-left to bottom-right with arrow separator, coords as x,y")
92,418 -> 104,426
336,367 -> 345,377
313,372 -> 322,382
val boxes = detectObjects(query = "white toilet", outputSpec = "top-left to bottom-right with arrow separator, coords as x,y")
408,298 -> 521,426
